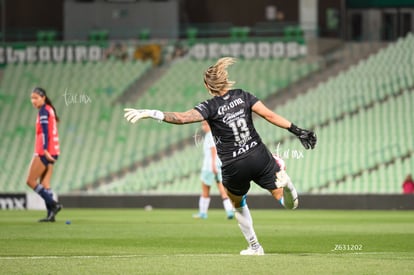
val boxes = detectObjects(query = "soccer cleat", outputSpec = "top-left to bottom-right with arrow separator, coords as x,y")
276,170 -> 299,209
38,217 -> 55,223
47,203 -> 62,221
283,179 -> 299,209
275,170 -> 289,189
282,188 -> 299,210
192,213 -> 207,219
240,245 -> 265,256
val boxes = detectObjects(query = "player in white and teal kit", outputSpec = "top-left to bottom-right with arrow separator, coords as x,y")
193,121 -> 234,219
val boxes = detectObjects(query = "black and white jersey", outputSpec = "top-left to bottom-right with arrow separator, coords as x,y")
194,89 -> 263,166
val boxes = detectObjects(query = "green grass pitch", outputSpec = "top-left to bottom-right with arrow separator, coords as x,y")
0,209 -> 413,274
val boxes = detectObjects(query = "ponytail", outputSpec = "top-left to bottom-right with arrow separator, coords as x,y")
45,96 -> 60,122
203,57 -> 236,95
32,87 -> 60,122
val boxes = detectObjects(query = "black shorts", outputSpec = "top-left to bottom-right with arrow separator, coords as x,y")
39,155 -> 58,167
221,143 -> 280,196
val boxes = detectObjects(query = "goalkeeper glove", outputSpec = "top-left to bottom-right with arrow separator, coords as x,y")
124,108 -> 164,123
288,123 -> 317,150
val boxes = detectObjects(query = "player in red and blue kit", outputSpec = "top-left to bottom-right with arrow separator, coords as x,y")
27,87 -> 62,222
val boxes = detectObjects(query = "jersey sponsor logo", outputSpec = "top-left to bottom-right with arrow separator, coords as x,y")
217,98 -> 244,115
232,140 -> 258,158
235,135 -> 252,147
222,109 -> 244,124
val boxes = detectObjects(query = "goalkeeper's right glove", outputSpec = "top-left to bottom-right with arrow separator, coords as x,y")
288,123 -> 317,150
124,108 -> 164,124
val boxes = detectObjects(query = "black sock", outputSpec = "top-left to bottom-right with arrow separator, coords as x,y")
45,189 -> 53,216
34,184 -> 56,207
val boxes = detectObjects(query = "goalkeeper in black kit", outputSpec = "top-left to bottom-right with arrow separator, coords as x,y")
124,57 -> 317,255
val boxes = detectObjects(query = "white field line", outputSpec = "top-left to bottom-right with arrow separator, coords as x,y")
0,252 -> 402,260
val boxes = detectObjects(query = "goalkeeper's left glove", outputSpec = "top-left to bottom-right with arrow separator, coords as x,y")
288,123 -> 317,150
124,108 -> 164,123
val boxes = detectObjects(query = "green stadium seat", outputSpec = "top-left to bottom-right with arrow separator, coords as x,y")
139,28 -> 151,41
283,26 -> 304,43
186,28 -> 198,45
229,27 -> 250,41
36,31 -> 47,42
89,30 -> 109,42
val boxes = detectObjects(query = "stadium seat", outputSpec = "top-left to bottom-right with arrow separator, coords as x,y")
139,28 -> 151,41
186,28 -> 198,45
89,30 -> 109,42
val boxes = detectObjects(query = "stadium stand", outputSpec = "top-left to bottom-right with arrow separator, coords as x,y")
96,33 -> 413,195
0,60 -> 152,193
258,34 -> 414,194
0,54 -> 317,194
0,34 -> 412,195
88,57 -> 319,194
